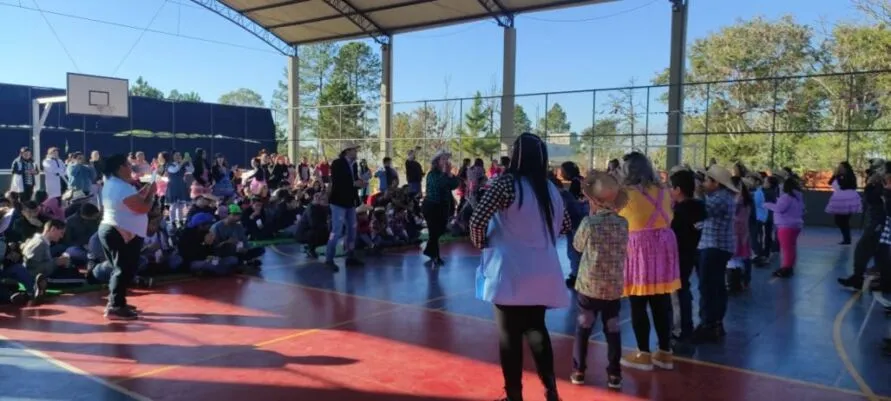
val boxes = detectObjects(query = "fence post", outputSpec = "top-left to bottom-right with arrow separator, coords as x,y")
544,93 -> 549,142
704,83 -> 710,167
847,73 -> 854,162
770,78 -> 779,170
590,90 -> 596,170
644,86 -> 650,155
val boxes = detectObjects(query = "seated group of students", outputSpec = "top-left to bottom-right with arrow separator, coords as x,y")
299,183 -> 428,258
0,179 -> 447,307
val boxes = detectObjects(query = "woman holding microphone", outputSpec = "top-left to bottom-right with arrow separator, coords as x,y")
422,150 -> 460,266
98,154 -> 155,320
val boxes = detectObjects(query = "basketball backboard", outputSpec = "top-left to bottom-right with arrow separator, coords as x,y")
66,73 -> 129,118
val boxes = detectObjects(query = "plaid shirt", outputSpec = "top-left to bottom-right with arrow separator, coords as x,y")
424,169 -> 460,204
469,174 -> 572,249
572,210 -> 628,300
698,188 -> 736,253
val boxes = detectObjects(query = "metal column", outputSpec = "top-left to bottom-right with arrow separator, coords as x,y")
287,52 -> 300,162
379,37 -> 394,157
500,26 -> 517,151
666,0 -> 688,169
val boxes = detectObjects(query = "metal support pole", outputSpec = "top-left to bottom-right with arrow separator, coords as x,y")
846,74 -> 854,162
500,26 -> 517,150
589,90 -> 596,170
703,83 -> 710,167
287,53 -> 300,162
379,38 -> 393,157
666,0 -> 688,170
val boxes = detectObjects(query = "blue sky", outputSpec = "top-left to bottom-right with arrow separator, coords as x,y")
0,0 -> 864,132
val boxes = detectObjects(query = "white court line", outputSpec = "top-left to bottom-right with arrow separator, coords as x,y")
0,335 -> 153,401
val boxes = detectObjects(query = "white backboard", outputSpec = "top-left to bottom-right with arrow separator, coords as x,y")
66,73 -> 129,118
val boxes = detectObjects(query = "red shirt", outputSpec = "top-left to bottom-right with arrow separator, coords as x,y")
317,162 -> 330,177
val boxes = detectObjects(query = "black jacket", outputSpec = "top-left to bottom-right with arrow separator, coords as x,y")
328,157 -> 360,208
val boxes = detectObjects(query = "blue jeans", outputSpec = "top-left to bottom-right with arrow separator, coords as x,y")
325,205 -> 357,263
566,232 -> 581,277
2,264 -> 33,294
698,248 -> 732,326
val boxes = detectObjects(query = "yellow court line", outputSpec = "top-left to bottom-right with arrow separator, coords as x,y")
0,334 -> 155,401
115,304 -> 406,383
421,302 -> 890,400
116,280 -> 473,384
249,275 -> 888,399
833,290 -> 880,401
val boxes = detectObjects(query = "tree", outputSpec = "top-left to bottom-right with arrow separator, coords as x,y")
272,43 -> 339,142
167,90 -> 202,102
457,92 -> 499,158
537,103 -> 571,134
316,77 -> 365,159
652,16 -> 825,170
130,76 -> 164,99
332,42 -> 382,102
219,88 -> 265,107
578,118 -> 623,169
514,105 -> 533,135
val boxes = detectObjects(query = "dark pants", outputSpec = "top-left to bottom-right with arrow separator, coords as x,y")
422,200 -> 450,259
854,220 -> 883,277
876,243 -> 891,293
629,294 -> 673,352
698,248 -> 732,326
757,218 -> 775,258
835,214 -> 852,243
98,224 -> 144,309
573,295 -> 621,375
494,305 -> 557,398
676,258 -> 696,337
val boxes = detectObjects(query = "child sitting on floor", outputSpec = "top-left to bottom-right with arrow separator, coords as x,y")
571,171 -> 629,390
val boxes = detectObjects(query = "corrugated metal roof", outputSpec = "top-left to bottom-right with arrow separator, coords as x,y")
214,0 -> 616,47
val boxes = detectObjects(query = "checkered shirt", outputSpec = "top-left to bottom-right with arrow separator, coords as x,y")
572,210 -> 628,300
469,174 -> 572,249
698,188 -> 737,253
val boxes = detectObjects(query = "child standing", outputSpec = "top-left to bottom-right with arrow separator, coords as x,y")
764,178 -> 805,278
570,171 -> 629,390
694,165 -> 738,344
668,169 -> 706,342
727,176 -> 753,293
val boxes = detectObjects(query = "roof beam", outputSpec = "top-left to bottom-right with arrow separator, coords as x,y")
241,0 -> 310,14
267,0 -> 435,30
319,0 -> 390,45
476,0 -> 514,27
189,0 -> 295,56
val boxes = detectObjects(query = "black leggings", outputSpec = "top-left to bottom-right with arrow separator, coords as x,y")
422,200 -> 450,259
494,305 -> 557,398
629,294 -> 673,353
835,214 -> 852,243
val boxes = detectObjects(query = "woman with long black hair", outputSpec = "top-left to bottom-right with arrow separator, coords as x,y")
825,161 -> 861,244
470,133 -> 571,401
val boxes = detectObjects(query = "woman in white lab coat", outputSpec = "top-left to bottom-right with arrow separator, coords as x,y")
42,147 -> 67,199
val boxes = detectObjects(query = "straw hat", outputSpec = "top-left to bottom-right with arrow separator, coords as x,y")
341,141 -> 360,153
581,171 -> 629,210
706,165 -> 739,192
432,149 -> 451,162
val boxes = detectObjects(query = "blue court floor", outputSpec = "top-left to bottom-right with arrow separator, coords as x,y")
0,226 -> 889,401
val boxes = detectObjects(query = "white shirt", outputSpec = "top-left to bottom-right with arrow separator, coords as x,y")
101,176 -> 148,238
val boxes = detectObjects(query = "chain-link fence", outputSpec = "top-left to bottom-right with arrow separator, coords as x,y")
278,70 -> 891,186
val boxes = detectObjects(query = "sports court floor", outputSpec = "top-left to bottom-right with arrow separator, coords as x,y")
1,227 -> 889,401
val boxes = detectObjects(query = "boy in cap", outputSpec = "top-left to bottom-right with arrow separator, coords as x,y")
570,171 -> 629,390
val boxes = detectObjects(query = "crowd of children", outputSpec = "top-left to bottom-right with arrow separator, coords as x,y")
0,146 -> 518,307
561,153 -> 810,390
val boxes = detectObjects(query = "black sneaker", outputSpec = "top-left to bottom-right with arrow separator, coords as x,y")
9,292 -> 28,307
838,276 -> 863,290
772,268 -> 794,278
325,261 -> 340,272
33,273 -> 48,300
607,374 -> 622,389
570,371 -> 584,385
104,307 -> 139,321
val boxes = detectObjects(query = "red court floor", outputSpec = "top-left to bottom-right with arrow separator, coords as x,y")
1,227 -> 889,401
